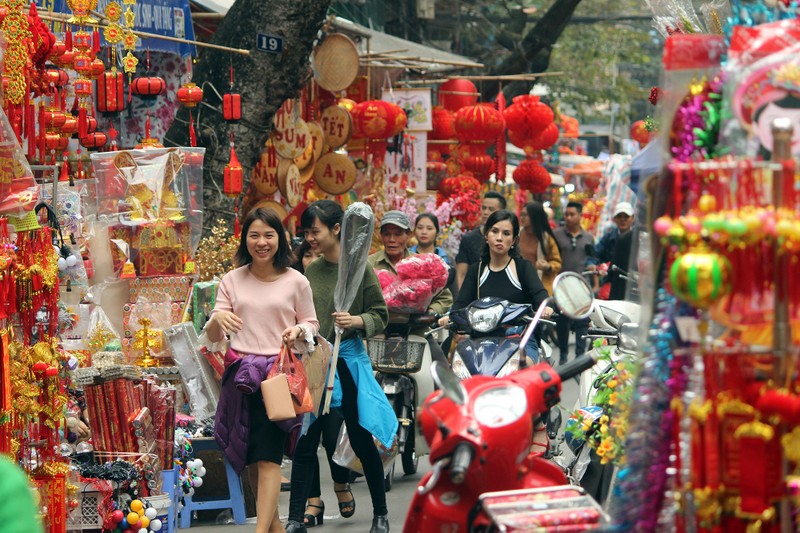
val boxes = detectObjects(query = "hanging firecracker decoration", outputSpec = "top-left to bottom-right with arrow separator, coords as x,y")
513,159 -> 551,194
177,79 -> 204,147
223,65 -> 241,123
96,69 -> 125,113
223,136 -> 243,198
80,131 -> 107,150
438,79 -> 479,112
351,100 -> 406,165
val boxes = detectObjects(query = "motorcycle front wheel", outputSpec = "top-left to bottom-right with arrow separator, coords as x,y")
384,460 -> 395,492
402,408 -> 418,475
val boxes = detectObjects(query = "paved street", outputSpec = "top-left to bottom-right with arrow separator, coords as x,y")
184,349 -> 582,532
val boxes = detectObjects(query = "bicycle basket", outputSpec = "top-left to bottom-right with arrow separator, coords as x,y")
367,338 -> 426,373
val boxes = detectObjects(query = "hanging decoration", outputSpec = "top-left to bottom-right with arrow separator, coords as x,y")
177,68 -> 204,147
351,100 -> 407,166
428,106 -> 456,160
223,136 -> 243,198
453,103 -> 504,182
513,159 -> 551,194
223,65 -> 242,123
503,95 -> 556,156
495,91 -> 507,182
438,79 -> 479,112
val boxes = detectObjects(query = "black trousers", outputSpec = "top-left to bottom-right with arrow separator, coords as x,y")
288,359 -> 388,521
555,315 -> 589,363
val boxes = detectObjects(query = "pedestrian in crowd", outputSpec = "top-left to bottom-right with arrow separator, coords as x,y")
410,213 -> 451,266
209,207 -> 319,533
588,201 -> 636,295
454,191 -> 506,289
518,201 -> 562,295
369,210 -> 453,317
552,201 -> 594,364
440,210 -> 552,360
292,240 -> 321,275
288,200 -> 396,533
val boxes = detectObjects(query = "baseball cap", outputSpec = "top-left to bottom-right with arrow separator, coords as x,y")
613,201 -> 634,217
380,210 -> 411,230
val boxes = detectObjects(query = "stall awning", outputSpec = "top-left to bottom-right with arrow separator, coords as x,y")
47,0 -> 197,57
190,0 -> 480,72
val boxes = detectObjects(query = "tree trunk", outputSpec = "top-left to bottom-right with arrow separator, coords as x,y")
481,0 -> 583,101
164,0 -> 332,232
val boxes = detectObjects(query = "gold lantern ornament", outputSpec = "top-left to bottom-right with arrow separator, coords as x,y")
669,246 -> 732,309
66,0 -> 98,24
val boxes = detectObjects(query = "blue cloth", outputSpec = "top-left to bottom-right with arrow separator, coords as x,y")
329,336 -> 398,449
589,227 -> 620,266
410,245 -> 452,266
505,325 -> 540,363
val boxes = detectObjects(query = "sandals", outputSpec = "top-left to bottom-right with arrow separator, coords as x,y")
304,502 -> 324,528
334,484 -> 356,518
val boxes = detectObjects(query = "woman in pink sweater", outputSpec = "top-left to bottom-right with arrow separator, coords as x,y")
208,208 -> 319,533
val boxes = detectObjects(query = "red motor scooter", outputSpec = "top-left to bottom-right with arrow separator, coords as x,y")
404,273 -> 610,533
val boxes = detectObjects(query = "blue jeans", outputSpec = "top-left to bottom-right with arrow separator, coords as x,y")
505,326 -> 540,363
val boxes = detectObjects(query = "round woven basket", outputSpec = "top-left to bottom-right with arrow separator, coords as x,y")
313,33 -> 360,92
253,200 -> 288,222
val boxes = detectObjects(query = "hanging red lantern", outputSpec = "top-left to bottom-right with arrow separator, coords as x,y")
50,40 -> 67,59
454,103 -> 505,147
90,58 -> 105,79
43,107 -> 67,130
177,82 -> 203,107
61,116 -> 78,136
223,93 -> 241,122
73,52 -> 93,77
503,95 -> 554,155
131,76 -> 166,98
429,106 -> 456,157
463,153 -> 495,183
43,132 -> 63,151
85,115 -> 97,134
73,78 -> 92,98
529,122 -> 560,151
223,145 -> 244,197
513,160 -> 551,194
351,100 -> 407,164
80,131 -> 107,150
96,70 -> 125,113
54,48 -> 74,69
45,67 -> 69,89
630,120 -> 650,145
437,174 -> 482,204
438,79 -> 479,112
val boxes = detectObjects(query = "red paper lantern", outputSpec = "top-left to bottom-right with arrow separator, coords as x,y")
45,67 -> 69,89
54,49 -> 74,69
96,70 -> 125,113
223,93 -> 241,123
177,82 -> 203,107
80,131 -> 107,150
61,116 -> 78,136
429,106 -> 455,156
438,79 -> 479,112
73,78 -> 92,98
72,52 -> 92,76
85,115 -> 98,134
630,120 -> 650,145
43,107 -> 67,130
44,132 -> 63,151
90,58 -> 105,79
463,153 -> 495,183
131,76 -> 166,98
351,100 -> 406,139
223,145 -> 243,197
513,160 -> 551,194
437,174 -> 482,203
454,103 -> 505,146
529,122 -> 560,151
503,95 -> 554,153
50,40 -> 67,59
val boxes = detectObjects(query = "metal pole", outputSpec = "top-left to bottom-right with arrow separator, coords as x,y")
770,117 -> 793,533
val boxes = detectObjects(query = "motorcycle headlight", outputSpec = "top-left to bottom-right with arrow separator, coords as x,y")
451,353 -> 472,380
495,351 -> 521,378
468,304 -> 504,333
474,385 -> 528,427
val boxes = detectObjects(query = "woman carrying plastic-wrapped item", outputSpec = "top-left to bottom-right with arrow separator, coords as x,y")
209,208 -> 319,533
286,200 -> 396,533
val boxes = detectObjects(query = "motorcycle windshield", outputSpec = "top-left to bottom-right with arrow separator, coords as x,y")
457,338 -> 521,376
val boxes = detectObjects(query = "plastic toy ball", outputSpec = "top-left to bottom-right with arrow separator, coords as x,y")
193,477 -> 203,487
127,512 -> 140,525
150,518 -> 163,531
144,507 -> 157,520
139,516 -> 150,528
112,510 -> 124,523
193,458 -> 203,467
120,518 -> 129,529
138,528 -> 148,533
130,500 -> 143,513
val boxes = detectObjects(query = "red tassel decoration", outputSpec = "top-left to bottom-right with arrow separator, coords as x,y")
65,28 -> 72,50
189,110 -> 197,147
37,103 -> 46,161
92,28 -> 101,57
25,93 -> 35,159
78,107 -> 87,138
59,153 -> 69,182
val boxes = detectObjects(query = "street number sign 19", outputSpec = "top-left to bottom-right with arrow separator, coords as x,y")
256,33 -> 284,54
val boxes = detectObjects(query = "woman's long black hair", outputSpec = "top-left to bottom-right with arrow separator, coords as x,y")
524,201 -> 557,249
480,209 -> 520,263
300,200 -> 344,239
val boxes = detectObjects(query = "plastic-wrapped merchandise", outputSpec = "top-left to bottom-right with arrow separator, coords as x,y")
331,423 -> 398,476
0,107 -> 37,217
375,269 -> 398,290
395,253 -> 449,291
383,279 -> 435,314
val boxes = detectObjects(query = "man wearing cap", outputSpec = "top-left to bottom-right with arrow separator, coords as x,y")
368,210 -> 453,317
588,201 -> 636,295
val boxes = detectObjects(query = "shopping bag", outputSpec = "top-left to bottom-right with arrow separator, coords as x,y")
302,336 -> 333,415
260,374 -> 296,422
268,345 -> 313,414
331,423 -> 398,476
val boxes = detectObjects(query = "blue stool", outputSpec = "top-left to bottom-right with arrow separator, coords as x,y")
179,438 -> 247,528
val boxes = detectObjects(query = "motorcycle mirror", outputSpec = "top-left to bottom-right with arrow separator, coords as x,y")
431,361 -> 467,405
552,272 -> 594,320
